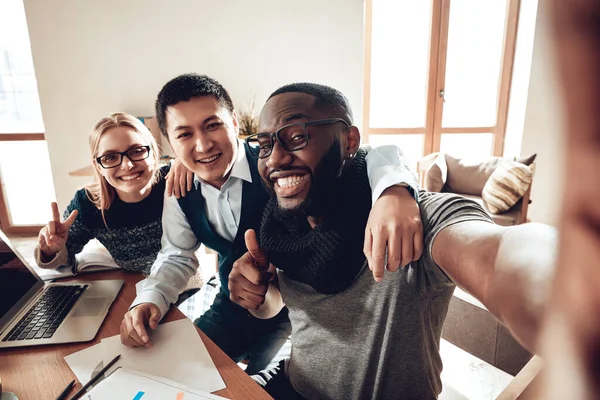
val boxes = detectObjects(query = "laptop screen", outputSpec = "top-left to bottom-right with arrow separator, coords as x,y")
0,236 -> 39,319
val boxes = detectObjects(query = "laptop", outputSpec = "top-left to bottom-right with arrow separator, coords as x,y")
0,229 -> 123,348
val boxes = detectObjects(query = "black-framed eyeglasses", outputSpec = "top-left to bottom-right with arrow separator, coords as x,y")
245,118 -> 350,159
95,145 -> 151,169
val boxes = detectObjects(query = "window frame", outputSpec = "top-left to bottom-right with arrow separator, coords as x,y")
362,0 -> 521,157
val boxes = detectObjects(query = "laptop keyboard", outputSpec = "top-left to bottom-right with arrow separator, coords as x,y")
2,285 -> 87,342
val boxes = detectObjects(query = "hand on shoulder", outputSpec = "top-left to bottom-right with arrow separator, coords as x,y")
165,158 -> 194,199
364,185 -> 423,282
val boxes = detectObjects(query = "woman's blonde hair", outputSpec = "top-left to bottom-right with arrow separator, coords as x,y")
85,112 -> 161,222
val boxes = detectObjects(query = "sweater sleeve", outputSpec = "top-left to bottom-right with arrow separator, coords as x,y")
34,190 -> 95,270
33,246 -> 68,270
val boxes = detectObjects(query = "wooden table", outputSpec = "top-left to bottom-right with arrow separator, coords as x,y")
0,270 -> 272,400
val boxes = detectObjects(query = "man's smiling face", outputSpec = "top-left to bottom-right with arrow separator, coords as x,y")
165,96 -> 239,189
257,92 -> 348,213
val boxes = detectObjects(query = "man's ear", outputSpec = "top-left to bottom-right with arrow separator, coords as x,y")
231,110 -> 240,135
344,126 -> 361,158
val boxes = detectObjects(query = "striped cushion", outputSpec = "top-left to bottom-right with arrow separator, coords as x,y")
482,160 -> 534,214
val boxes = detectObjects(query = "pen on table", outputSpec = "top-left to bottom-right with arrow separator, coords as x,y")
55,379 -> 75,400
69,354 -> 121,400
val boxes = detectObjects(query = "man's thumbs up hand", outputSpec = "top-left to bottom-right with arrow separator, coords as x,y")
229,229 -> 272,310
244,229 -> 269,271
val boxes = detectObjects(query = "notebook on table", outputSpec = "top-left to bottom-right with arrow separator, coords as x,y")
28,245 -> 121,282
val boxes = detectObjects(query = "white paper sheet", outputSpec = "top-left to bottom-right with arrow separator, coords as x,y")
64,341 -> 107,384
85,368 -> 228,400
101,319 -> 226,394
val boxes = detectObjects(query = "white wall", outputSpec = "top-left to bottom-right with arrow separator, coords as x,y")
519,0 -> 565,226
23,0 -> 364,209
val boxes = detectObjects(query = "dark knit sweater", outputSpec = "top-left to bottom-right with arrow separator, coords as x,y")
58,166 -> 168,274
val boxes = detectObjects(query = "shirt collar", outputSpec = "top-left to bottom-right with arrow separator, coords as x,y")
194,140 -> 252,189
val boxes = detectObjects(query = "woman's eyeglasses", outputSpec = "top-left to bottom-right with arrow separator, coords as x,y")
96,145 -> 151,169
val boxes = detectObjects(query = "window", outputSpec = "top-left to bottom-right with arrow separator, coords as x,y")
363,0 -> 521,166
0,0 -> 55,234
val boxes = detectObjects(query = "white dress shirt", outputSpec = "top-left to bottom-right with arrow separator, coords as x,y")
132,142 -> 419,318
198,141 -> 252,242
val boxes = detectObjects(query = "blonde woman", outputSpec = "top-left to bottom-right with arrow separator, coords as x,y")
34,112 -> 191,274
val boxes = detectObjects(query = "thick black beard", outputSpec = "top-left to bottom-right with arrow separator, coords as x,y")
259,147 -> 371,294
270,141 -> 343,221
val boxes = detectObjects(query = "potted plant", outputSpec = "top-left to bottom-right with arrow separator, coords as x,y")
238,99 -> 259,139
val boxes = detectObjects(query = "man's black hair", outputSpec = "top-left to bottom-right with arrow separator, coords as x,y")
155,73 -> 234,138
267,82 -> 354,125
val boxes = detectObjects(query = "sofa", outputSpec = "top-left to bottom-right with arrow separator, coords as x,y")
417,152 -> 537,226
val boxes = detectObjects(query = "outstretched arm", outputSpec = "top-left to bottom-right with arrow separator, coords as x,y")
432,221 -> 557,351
